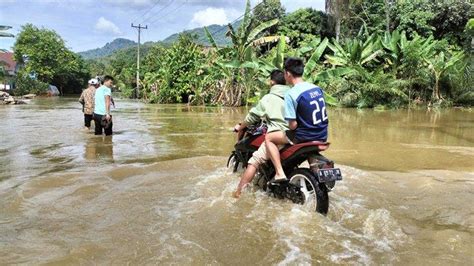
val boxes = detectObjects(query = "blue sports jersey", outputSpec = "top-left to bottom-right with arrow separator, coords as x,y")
284,82 -> 328,142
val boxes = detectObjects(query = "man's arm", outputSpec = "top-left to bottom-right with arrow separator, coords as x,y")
234,98 -> 266,132
244,98 -> 265,126
288,120 -> 298,130
104,87 -> 112,119
79,90 -> 85,104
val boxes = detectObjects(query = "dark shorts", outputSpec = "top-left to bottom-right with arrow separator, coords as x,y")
84,114 -> 93,128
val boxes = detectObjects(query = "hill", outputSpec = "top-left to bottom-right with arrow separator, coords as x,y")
79,38 -> 137,59
79,22 -> 239,59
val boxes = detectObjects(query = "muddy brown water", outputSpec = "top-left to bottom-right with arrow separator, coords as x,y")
0,97 -> 473,265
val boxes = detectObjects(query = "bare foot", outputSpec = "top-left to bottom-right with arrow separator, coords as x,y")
232,191 -> 241,199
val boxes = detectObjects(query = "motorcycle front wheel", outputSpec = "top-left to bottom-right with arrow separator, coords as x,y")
289,168 -> 329,215
226,153 -> 242,173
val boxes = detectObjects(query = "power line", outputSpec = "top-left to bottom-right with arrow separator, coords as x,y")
141,0 -> 175,25
129,0 -> 162,24
146,0 -> 185,26
209,1 -> 264,37
138,0 -> 164,24
147,1 -> 188,27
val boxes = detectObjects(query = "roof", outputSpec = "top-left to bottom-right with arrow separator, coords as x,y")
0,52 -> 17,72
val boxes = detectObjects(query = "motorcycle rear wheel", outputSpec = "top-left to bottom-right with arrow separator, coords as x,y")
289,168 -> 329,215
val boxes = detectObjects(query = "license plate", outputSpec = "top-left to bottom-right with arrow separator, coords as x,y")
317,168 -> 343,183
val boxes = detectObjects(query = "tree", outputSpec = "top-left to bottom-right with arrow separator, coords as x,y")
279,8 -> 330,48
342,0 -> 390,37
141,34 -> 206,103
252,0 -> 286,36
325,0 -> 350,41
466,18 -> 474,51
205,0 -> 279,106
425,51 -> 464,100
13,24 -> 88,93
392,0 -> 435,38
430,0 -> 471,46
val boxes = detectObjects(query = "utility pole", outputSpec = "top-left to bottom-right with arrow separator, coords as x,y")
131,23 -> 148,99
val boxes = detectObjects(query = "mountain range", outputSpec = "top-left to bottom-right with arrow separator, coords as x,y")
78,23 -> 233,59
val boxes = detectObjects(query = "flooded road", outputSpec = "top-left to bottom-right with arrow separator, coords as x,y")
0,98 -> 473,264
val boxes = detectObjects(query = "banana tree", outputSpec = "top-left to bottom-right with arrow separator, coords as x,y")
425,51 -> 464,100
204,0 -> 279,106
325,33 -> 383,68
381,30 -> 402,70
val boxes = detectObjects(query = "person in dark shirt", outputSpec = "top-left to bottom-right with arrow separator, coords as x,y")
265,58 -> 329,183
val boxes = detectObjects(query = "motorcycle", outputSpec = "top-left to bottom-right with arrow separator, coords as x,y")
227,124 -> 342,215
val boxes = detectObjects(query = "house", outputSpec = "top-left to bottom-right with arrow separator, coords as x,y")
0,51 -> 17,91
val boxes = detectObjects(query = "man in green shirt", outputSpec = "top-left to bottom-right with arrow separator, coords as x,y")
93,75 -> 114,136
232,70 -> 290,198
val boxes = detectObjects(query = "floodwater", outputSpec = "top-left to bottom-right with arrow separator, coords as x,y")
0,97 -> 472,265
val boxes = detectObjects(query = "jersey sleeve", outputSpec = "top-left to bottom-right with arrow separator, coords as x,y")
284,92 -> 296,121
104,88 -> 112,96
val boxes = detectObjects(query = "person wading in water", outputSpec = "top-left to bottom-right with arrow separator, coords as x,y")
93,75 -> 114,136
79,78 -> 99,130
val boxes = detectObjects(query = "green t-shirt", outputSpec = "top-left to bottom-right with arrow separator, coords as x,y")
94,85 -> 111,115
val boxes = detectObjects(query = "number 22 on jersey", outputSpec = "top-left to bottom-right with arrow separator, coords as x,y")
310,98 -> 328,125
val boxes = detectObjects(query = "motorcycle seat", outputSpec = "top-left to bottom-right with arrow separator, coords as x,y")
280,141 -> 330,160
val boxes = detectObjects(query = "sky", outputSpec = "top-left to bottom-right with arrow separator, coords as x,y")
0,0 -> 325,53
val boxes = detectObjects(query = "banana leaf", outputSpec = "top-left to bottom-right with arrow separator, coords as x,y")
245,19 -> 279,46
313,67 -> 356,82
204,27 -> 218,50
305,38 -> 328,76
272,35 -> 286,69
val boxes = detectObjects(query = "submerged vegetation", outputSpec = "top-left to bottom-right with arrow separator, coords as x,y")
12,0 -> 473,107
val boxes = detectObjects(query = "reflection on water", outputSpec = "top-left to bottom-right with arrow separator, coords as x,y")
84,136 -> 114,161
0,98 -> 472,264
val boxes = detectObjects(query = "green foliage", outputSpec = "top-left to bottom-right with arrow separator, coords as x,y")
392,0 -> 435,38
466,18 -> 474,35
77,0 -> 471,108
13,71 -> 49,96
430,0 -> 471,45
342,0 -> 388,37
13,24 -> 88,93
252,0 -> 286,36
142,34 -> 206,103
279,8 -> 330,48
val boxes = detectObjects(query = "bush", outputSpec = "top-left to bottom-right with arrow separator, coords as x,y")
13,72 -> 49,96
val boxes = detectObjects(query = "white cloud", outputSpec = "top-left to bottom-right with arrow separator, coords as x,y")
95,17 -> 122,35
190,7 -> 238,28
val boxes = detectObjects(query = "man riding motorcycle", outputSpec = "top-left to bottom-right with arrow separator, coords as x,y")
232,70 -> 289,198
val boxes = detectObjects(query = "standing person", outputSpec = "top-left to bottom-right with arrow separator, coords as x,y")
79,78 -> 98,130
265,58 -> 329,183
232,70 -> 289,198
93,75 -> 114,136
